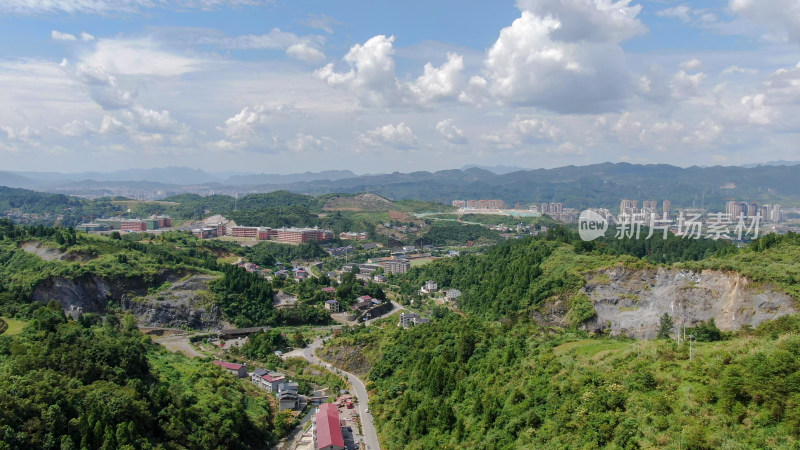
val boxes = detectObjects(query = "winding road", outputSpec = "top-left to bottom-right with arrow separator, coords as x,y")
300,338 -> 381,450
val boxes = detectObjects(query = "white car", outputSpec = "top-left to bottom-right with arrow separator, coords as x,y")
365,408 -> 370,413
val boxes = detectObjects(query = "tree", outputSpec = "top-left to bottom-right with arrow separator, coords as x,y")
656,313 -> 673,340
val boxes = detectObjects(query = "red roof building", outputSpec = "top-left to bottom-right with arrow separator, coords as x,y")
212,360 -> 248,378
316,403 -> 345,450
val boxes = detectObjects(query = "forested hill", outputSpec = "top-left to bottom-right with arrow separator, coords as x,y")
0,220 -> 330,328
321,233 -> 800,448
4,162 -> 800,213
0,303 -> 284,448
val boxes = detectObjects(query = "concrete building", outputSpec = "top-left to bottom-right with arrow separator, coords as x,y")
399,312 -> 430,329
278,382 -> 300,411
663,200 -> 672,218
384,258 -> 410,274
445,289 -> 462,302
325,300 -> 340,313
230,226 -> 260,238
421,280 -> 438,294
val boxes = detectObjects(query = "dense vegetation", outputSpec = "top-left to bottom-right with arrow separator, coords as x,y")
324,313 -> 800,449
413,222 -> 502,247
0,220 -> 329,327
0,303 -> 280,449
316,229 -> 800,448
245,241 -> 328,267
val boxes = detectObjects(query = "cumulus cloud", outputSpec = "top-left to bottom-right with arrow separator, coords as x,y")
1,125 -> 40,143
482,0 -> 645,113
315,35 -> 399,107
680,58 -> 702,70
316,35 -> 465,107
482,115 -> 561,148
722,65 -> 757,76
358,122 -> 417,149
670,70 -> 706,98
407,53 -> 464,104
80,32 -> 95,41
99,115 -> 125,134
218,104 -> 295,142
61,60 -> 137,110
51,30 -> 77,41
435,119 -> 467,144
287,133 -> 333,152
729,0 -> 800,43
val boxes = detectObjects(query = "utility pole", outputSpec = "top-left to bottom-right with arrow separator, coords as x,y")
689,334 -> 694,362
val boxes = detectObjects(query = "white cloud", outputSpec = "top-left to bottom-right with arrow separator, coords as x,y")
315,35 -> 399,107
483,115 -> 561,148
81,38 -> 202,76
670,70 -> 706,98
197,29 -> 326,62
435,119 -> 467,144
729,0 -> 800,43
516,0 -> 646,42
51,30 -> 77,41
58,119 -> 96,137
407,53 -> 464,105
680,58 -> 702,70
483,0 -> 644,113
722,65 -> 757,76
219,104 -> 295,142
287,133 -> 332,152
656,5 -> 693,23
301,14 -> 338,34
61,60 -> 136,110
99,115 -> 125,134
0,0 -> 267,15
1,125 -> 40,143
80,32 -> 95,41
358,122 -> 417,149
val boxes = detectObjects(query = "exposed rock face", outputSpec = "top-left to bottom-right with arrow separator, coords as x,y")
31,272 -> 224,330
120,275 -> 224,330
578,266 -> 797,338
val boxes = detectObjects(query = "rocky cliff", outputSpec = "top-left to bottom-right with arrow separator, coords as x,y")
31,271 -> 225,330
565,266 -> 797,338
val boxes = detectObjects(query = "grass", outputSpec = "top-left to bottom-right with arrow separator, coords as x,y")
217,255 -> 240,264
410,257 -> 437,267
552,338 -> 631,357
0,317 -> 28,336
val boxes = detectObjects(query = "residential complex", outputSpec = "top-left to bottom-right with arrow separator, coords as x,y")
384,258 -> 411,274
453,199 -> 507,210
78,215 -> 173,233
192,219 -> 334,244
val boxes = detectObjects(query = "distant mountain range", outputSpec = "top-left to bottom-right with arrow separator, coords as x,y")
2,163 -> 800,210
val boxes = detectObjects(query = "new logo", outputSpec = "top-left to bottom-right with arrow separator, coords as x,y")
579,209 -> 608,241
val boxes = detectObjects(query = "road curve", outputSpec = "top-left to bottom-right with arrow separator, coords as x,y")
302,338 -> 381,450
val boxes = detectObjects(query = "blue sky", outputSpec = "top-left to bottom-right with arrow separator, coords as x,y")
1,0 -> 799,174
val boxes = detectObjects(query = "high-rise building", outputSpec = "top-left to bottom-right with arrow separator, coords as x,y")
540,203 -> 549,214
726,201 -> 746,219
663,200 -> 671,218
619,199 -> 639,215
747,202 -> 759,217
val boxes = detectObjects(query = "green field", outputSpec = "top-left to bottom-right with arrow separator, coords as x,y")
0,317 -> 28,335
410,257 -> 438,267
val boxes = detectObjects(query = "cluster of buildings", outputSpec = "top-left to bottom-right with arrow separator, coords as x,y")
212,360 -> 301,411
193,220 -> 334,244
76,215 -> 172,233
338,231 -> 368,240
725,201 -> 783,222
452,199 -> 507,210
531,202 -> 580,224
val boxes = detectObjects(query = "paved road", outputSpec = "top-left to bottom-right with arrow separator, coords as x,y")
301,338 -> 381,450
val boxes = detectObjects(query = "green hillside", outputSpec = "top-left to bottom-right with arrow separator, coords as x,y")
322,232 -> 800,449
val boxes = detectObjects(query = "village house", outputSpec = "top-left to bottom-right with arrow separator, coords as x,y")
212,360 -> 248,378
420,280 -> 438,295
278,382 -> 300,411
445,288 -> 462,302
399,312 -> 430,329
325,299 -> 340,313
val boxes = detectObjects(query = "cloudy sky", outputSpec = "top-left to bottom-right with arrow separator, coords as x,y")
1,0 -> 799,174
